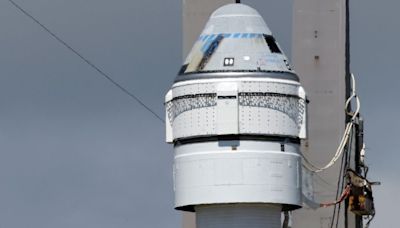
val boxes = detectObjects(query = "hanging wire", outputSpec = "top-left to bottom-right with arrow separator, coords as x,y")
302,74 -> 360,173
7,0 -> 165,123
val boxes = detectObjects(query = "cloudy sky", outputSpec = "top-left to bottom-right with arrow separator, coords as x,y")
0,0 -> 397,227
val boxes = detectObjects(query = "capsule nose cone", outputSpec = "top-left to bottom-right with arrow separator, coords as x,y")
177,3 -> 296,82
205,4 -> 271,35
211,3 -> 261,18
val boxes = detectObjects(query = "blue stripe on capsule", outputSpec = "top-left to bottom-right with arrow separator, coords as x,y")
233,33 -> 241,38
249,33 -> 257,38
199,33 -> 263,41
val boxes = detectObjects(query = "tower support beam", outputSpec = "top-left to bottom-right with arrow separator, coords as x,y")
292,0 -> 356,227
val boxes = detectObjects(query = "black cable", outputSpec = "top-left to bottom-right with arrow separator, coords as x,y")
330,145 -> 346,228
336,198 -> 342,228
7,0 -> 165,123
336,129 -> 353,228
342,125 -> 355,228
330,124 -> 354,228
335,158 -> 346,228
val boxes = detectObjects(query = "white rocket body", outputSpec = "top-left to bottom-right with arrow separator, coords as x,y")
165,4 -> 307,227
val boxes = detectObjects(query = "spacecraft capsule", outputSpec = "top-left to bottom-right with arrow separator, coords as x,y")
165,3 -> 307,219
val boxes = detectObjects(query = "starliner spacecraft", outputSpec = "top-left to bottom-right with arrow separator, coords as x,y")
166,4 -> 307,228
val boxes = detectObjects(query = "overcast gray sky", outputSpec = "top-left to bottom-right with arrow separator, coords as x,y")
0,0 -> 397,227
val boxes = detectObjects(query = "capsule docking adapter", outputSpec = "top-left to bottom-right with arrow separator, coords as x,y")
165,4 -> 307,228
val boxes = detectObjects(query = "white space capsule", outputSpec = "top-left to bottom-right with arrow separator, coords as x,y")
165,4 -> 307,227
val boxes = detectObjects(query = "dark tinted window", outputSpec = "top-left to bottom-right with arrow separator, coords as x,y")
263,35 -> 282,54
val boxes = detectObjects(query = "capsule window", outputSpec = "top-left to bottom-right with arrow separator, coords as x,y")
263,35 -> 282,54
178,64 -> 188,75
197,34 -> 224,70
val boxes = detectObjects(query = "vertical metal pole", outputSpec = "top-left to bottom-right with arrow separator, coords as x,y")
344,0 -> 351,226
344,0 -> 363,227
345,0 -> 351,97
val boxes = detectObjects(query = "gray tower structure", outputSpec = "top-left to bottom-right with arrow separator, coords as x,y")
292,0 -> 357,227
